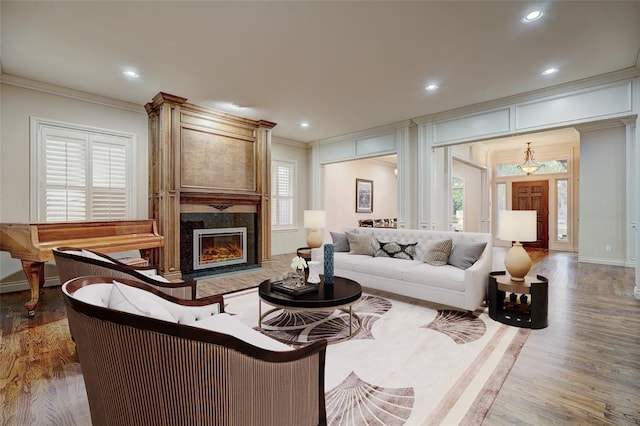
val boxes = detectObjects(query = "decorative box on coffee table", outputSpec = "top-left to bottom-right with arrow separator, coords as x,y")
488,271 -> 548,329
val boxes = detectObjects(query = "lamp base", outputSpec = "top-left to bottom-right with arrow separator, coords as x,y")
504,242 -> 531,282
307,229 -> 322,249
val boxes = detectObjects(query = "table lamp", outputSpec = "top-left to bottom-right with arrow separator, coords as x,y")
304,210 -> 326,249
498,210 -> 537,281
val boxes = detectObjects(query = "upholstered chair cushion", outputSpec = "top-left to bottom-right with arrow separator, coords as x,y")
81,249 -> 116,264
191,313 -> 292,351
423,239 -> 453,266
72,283 -> 112,307
108,282 -> 176,322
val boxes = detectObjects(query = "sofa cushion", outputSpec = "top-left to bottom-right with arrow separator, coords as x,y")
375,240 -> 418,260
330,231 -> 350,252
191,313 -> 292,351
448,242 -> 487,270
334,252 -> 372,271
108,282 -> 177,323
401,263 -> 467,292
423,239 -> 453,266
353,257 -> 422,280
346,231 -> 375,256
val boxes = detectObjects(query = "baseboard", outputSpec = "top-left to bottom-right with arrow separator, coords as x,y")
0,277 -> 61,294
577,256 -> 629,267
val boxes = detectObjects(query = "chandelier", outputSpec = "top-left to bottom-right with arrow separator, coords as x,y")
517,142 -> 543,175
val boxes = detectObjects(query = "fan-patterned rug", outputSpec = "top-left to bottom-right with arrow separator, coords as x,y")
224,288 -> 529,425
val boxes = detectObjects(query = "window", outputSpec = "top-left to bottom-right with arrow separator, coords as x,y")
557,179 -> 568,241
271,160 -> 296,229
31,118 -> 136,222
452,177 -> 464,231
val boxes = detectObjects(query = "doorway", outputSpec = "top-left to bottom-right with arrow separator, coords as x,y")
512,180 -> 549,249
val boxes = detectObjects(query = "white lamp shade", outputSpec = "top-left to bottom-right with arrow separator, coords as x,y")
498,210 -> 537,242
304,210 -> 326,229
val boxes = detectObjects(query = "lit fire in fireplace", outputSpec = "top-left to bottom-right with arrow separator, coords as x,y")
200,242 -> 243,264
193,227 -> 248,270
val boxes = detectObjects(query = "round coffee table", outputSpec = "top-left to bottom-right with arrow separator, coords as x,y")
258,276 -> 362,344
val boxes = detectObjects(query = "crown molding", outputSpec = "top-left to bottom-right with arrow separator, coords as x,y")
272,136 -> 309,149
0,73 -> 146,114
413,67 -> 640,125
314,119 -> 414,146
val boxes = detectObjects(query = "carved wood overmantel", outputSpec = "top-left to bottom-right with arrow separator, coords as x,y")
145,92 -> 276,279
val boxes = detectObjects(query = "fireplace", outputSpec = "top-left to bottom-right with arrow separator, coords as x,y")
180,212 -> 258,279
193,227 -> 247,270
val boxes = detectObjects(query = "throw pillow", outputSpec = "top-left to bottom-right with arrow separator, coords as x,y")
108,281 -> 176,322
330,231 -> 350,252
448,242 -> 487,270
346,231 -> 375,256
423,239 -> 453,266
375,240 -> 418,260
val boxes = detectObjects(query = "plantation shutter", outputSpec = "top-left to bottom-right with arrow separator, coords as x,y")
35,121 -> 135,222
271,160 -> 295,229
91,138 -> 128,220
43,129 -> 88,222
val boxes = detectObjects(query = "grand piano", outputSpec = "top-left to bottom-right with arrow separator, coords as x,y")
0,220 -> 164,317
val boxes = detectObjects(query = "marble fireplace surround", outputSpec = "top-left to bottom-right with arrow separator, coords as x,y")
180,209 -> 259,280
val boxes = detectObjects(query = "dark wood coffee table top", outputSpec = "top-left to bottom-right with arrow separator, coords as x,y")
258,275 -> 362,309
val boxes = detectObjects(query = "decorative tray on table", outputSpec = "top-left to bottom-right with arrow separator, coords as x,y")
271,279 -> 319,296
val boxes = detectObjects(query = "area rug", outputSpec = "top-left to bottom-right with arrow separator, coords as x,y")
224,288 -> 530,426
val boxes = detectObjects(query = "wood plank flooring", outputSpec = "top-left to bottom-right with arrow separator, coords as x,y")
0,250 -> 638,425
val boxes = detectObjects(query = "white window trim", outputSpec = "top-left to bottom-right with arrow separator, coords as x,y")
30,117 -> 137,222
271,159 -> 297,231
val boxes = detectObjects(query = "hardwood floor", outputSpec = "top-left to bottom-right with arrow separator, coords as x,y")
0,250 -> 638,425
486,250 -> 640,425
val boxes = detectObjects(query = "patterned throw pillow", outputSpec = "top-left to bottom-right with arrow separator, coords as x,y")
375,240 -> 418,260
346,231 -> 375,256
423,239 -> 453,266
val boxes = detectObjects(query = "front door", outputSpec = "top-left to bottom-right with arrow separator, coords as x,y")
512,180 -> 548,249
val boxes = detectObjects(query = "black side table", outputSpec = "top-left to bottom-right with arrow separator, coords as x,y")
488,271 -> 548,329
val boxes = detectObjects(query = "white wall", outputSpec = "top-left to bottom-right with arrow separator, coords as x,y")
270,137 -> 310,255
0,81 -> 148,289
323,157 -> 397,239
578,125 -> 627,265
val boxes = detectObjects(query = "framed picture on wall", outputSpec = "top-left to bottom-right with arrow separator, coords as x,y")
356,178 -> 373,213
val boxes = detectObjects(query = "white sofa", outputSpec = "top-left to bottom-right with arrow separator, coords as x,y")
312,228 -> 492,312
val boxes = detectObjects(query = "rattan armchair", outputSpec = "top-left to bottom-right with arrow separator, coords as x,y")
63,276 -> 328,426
54,247 -> 197,299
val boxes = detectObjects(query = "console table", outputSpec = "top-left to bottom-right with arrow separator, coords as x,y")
488,271 -> 548,329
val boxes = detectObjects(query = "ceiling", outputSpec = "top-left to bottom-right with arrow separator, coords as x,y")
2,1 -> 639,143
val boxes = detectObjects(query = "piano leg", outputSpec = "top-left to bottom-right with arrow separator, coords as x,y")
20,260 -> 45,318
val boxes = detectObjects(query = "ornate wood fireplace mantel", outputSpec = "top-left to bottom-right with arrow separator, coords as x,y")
145,92 -> 276,280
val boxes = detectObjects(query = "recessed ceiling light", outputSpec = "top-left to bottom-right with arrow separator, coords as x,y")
300,121 -> 310,128
425,84 -> 438,91
522,10 -> 543,22
123,70 -> 139,78
541,67 -> 559,76
229,103 -> 244,110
